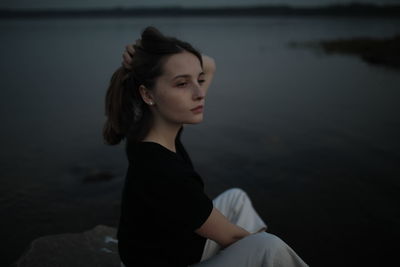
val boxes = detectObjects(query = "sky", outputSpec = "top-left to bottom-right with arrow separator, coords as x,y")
0,0 -> 399,9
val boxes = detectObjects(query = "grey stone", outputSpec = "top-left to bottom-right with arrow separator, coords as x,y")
13,225 -> 121,267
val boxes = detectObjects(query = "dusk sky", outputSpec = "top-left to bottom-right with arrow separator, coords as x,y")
0,0 -> 398,9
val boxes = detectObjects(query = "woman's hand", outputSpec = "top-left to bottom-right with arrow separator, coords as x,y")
201,54 -> 216,92
122,44 -> 135,69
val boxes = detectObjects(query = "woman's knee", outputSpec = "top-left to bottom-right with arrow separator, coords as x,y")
252,232 -> 287,252
226,187 -> 248,199
246,233 -> 307,266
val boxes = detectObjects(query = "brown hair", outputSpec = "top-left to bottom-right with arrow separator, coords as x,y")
102,26 -> 203,146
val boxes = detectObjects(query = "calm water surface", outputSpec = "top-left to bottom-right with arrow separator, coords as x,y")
1,16 -> 400,266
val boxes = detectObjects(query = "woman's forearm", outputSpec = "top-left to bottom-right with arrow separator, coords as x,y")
201,54 -> 216,90
202,54 -> 216,74
220,226 -> 251,250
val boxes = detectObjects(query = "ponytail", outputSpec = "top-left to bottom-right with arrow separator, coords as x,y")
103,67 -> 131,145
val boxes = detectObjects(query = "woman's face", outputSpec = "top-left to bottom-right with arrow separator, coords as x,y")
150,51 -> 207,125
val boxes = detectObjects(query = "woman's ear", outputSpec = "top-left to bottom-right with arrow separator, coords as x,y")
139,85 -> 155,106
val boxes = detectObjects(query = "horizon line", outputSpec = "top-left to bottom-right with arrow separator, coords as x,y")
1,3 -> 400,18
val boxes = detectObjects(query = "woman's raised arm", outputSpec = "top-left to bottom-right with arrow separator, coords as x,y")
201,54 -> 216,92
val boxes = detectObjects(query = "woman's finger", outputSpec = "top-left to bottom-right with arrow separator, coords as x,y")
126,44 -> 135,56
122,51 -> 132,69
122,51 -> 132,64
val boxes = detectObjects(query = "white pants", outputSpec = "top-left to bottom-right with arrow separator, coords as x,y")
189,188 -> 309,267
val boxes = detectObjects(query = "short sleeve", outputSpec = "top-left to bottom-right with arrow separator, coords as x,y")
139,174 -> 213,233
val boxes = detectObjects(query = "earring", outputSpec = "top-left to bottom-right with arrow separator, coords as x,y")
148,101 -> 153,105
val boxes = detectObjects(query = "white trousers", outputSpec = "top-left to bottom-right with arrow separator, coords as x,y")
189,188 -> 309,267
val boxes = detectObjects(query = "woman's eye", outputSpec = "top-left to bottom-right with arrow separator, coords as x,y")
177,82 -> 187,87
176,80 -> 205,87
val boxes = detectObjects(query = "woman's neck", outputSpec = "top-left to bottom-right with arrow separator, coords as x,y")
142,121 -> 182,153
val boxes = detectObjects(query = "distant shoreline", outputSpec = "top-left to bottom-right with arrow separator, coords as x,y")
290,34 -> 400,70
1,4 -> 400,18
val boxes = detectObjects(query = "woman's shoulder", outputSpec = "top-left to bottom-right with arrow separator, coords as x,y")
127,140 -> 172,161
126,141 -> 204,183
127,141 -> 193,173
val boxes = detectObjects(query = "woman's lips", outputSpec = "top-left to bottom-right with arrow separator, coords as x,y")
191,105 -> 203,113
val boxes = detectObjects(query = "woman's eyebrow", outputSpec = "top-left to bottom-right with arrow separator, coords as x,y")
172,71 -> 205,80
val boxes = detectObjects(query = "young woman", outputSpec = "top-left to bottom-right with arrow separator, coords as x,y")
103,26 -> 308,267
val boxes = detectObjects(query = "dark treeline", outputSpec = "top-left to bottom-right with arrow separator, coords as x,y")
1,3 -> 400,18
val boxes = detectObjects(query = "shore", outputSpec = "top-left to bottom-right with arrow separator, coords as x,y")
290,34 -> 400,70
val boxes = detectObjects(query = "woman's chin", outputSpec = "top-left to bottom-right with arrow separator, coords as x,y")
185,116 -> 204,124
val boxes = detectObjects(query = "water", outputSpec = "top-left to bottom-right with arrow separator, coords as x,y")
1,16 -> 400,266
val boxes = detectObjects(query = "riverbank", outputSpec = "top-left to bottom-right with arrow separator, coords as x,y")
290,34 -> 400,70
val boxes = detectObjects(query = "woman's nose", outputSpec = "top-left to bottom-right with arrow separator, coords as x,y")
193,83 -> 205,100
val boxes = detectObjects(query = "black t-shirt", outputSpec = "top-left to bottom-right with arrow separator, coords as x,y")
117,127 -> 214,267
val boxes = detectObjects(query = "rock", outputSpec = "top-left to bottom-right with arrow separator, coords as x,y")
12,225 -> 121,267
